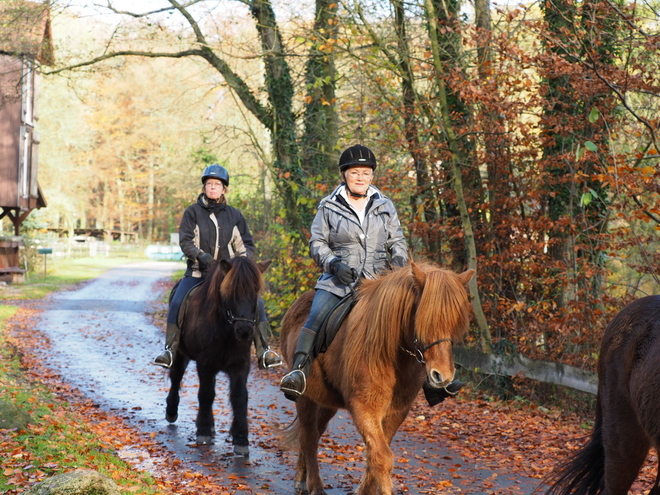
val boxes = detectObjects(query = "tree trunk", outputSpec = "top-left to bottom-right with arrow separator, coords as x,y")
302,0 -> 339,180
424,0 -> 492,352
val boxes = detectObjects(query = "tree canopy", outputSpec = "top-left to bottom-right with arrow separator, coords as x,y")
7,0 -> 660,369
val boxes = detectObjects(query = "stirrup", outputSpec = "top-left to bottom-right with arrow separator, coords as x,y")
153,349 -> 173,369
259,349 -> 283,369
280,369 -> 306,400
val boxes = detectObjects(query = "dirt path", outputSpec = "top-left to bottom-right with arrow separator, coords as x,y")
29,261 -> 548,494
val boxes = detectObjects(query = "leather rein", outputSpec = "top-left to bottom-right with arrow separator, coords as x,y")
401,338 -> 452,364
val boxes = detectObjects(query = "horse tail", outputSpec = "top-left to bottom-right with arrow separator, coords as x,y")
543,397 -> 605,495
278,415 -> 300,451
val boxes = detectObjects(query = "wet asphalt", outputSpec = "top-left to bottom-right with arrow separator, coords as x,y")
32,261 -> 542,495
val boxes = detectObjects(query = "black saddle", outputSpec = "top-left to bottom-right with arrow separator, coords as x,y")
176,284 -> 201,329
313,293 -> 357,358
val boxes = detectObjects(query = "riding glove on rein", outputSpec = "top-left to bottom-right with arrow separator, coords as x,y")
331,259 -> 357,285
197,252 -> 214,271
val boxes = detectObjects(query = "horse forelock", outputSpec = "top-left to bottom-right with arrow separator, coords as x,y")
343,263 -> 471,379
414,268 -> 471,345
220,257 -> 264,302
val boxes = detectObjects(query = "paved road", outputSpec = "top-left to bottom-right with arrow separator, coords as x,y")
33,261 -> 541,494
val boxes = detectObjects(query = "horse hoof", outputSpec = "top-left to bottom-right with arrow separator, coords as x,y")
233,444 -> 249,456
165,412 -> 178,423
196,434 -> 213,445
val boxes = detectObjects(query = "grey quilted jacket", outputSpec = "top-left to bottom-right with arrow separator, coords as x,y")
310,184 -> 408,297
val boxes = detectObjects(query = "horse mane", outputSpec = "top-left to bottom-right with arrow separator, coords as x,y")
209,257 -> 264,304
344,262 -> 471,379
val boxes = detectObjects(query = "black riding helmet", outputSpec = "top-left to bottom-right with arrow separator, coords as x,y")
339,144 -> 377,172
201,164 -> 230,186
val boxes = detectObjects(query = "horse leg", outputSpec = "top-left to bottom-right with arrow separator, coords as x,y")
195,364 -> 217,445
651,466 -> 660,495
602,413 -> 650,495
165,355 -> 189,423
296,398 -> 336,495
352,406 -> 394,495
227,365 -> 250,456
382,407 -> 410,445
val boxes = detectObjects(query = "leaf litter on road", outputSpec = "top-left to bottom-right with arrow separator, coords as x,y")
2,285 -> 659,494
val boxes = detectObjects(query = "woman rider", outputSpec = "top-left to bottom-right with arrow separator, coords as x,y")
279,144 -> 463,405
153,164 -> 281,370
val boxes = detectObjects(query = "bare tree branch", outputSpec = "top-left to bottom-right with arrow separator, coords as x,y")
96,0 -> 203,18
632,194 -> 660,224
43,49 -> 204,74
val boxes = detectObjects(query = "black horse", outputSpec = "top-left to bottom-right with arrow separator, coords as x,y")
544,295 -> 660,495
165,256 -> 270,455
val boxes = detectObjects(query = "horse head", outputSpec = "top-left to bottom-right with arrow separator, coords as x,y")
410,263 -> 474,389
216,258 -> 271,342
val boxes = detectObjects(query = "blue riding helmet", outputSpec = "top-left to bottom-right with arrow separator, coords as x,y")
201,164 -> 230,186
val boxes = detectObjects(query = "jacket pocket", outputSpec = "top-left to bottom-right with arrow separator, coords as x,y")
332,248 -> 350,261
373,251 -> 388,260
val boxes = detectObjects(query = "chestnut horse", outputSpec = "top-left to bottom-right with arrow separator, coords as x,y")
280,261 -> 474,495
165,256 -> 270,455
544,295 -> 660,495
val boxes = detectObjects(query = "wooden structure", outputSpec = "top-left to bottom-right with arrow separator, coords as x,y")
0,1 -> 53,280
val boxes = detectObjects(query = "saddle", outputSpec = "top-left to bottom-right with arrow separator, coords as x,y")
176,285 -> 201,329
312,293 -> 357,358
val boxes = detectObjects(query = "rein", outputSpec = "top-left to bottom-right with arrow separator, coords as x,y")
401,338 -> 452,364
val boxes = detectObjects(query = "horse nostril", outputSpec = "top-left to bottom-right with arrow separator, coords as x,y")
429,369 -> 446,387
236,325 -> 253,341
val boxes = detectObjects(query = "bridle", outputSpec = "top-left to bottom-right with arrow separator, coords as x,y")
225,309 -> 258,327
401,338 -> 452,364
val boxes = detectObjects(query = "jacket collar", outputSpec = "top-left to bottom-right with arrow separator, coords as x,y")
324,184 -> 387,217
197,193 -> 227,212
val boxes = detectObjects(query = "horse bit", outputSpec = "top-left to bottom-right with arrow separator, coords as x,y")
401,338 -> 452,364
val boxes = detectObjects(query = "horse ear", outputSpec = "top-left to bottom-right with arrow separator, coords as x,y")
411,262 -> 426,288
219,259 -> 232,273
257,260 -> 272,273
458,268 -> 475,286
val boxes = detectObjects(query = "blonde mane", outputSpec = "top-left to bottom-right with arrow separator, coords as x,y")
343,262 -> 471,379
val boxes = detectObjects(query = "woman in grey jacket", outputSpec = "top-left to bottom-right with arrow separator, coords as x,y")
280,145 -> 463,404
153,164 -> 281,370
279,144 -> 408,401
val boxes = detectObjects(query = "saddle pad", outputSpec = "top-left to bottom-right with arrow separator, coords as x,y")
313,293 -> 356,357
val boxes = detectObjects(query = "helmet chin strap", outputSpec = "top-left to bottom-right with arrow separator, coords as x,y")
345,184 -> 368,199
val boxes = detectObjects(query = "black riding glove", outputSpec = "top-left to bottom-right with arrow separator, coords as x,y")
197,252 -> 214,271
391,256 -> 407,268
330,259 -> 357,285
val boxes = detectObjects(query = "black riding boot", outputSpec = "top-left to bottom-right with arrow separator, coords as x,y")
153,322 -> 180,369
254,321 -> 282,369
423,379 -> 464,407
279,328 -> 317,402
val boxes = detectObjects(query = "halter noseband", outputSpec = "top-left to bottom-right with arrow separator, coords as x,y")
225,309 -> 258,327
401,338 -> 452,364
